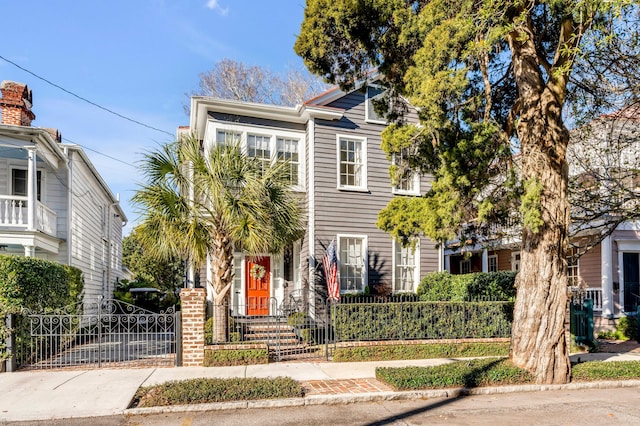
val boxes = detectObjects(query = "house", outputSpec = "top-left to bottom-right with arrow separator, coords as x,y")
443,107 -> 640,328
187,83 -> 440,315
0,80 -> 127,303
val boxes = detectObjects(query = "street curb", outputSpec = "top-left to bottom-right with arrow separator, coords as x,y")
124,379 -> 640,416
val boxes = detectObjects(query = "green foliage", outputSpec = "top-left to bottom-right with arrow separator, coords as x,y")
571,361 -> 640,381
287,312 -> 308,328
376,358 -> 533,390
0,255 -> 82,312
520,178 -> 544,234
332,300 -> 513,341
598,316 -> 638,341
333,342 -> 510,362
134,377 -> 302,407
204,316 -> 238,345
122,226 -> 184,295
203,348 -> 269,366
417,271 -> 517,301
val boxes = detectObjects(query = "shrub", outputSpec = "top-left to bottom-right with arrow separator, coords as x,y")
417,271 -> 517,302
287,312 -> 308,328
134,377 -> 303,407
204,316 -> 237,345
597,316 -> 638,341
332,301 -> 513,341
333,342 -> 510,362
376,358 -> 533,390
203,348 -> 269,366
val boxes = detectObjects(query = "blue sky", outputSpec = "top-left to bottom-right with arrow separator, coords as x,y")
1,0 -> 309,234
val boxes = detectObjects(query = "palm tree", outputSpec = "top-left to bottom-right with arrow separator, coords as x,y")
133,134 -> 303,342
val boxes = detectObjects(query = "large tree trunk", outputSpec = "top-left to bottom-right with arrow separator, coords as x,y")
209,230 -> 235,343
508,24 -> 572,384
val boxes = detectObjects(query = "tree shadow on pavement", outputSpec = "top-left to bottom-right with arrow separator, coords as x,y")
364,358 -> 503,426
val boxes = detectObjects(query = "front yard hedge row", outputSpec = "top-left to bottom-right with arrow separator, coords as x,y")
417,271 -> 517,301
333,342 -> 510,362
332,301 -> 514,341
203,348 -> 269,366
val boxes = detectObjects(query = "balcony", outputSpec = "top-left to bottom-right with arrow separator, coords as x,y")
0,195 -> 57,236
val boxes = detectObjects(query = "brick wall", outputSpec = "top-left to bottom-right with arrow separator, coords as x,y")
0,81 -> 35,126
180,288 -> 206,367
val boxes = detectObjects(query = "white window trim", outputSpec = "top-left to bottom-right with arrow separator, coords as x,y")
511,252 -> 521,272
337,234 -> 368,294
391,154 -> 420,196
392,240 -> 420,293
336,134 -> 368,192
488,254 -> 498,273
365,85 -> 387,125
204,120 -> 305,191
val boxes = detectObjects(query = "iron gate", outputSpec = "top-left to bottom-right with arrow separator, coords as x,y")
17,298 -> 180,370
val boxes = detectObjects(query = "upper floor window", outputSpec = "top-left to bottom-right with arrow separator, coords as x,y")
337,135 -> 367,191
247,134 -> 271,174
216,130 -> 241,147
365,85 -> 387,124
338,235 -> 367,293
276,137 -> 299,185
391,154 -> 420,195
393,240 -> 419,293
208,123 -> 303,189
12,169 -> 42,201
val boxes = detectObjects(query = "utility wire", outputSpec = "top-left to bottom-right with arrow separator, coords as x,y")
62,136 -> 137,169
0,54 -> 175,137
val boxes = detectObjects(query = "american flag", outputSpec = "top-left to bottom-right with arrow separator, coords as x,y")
323,239 -> 340,302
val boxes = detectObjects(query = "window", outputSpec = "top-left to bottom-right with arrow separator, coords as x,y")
460,259 -> 471,274
365,85 -> 387,124
391,154 -> 420,195
247,134 -> 271,174
511,252 -> 521,272
488,255 -> 498,273
216,130 -> 241,147
567,247 -> 579,287
276,137 -> 299,185
393,241 -> 419,293
12,169 -> 42,201
338,235 -> 367,292
209,124 -> 303,188
337,135 -> 367,190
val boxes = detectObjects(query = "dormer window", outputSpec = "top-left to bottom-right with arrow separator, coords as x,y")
365,85 -> 387,124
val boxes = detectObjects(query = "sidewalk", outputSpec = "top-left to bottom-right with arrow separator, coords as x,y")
1,343 -> 639,423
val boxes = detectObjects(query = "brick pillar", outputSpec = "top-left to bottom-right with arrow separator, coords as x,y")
180,288 -> 206,367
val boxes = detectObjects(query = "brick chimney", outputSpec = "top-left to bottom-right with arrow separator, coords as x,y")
0,81 -> 35,126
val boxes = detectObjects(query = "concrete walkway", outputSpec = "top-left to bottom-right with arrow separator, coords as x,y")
2,350 -> 640,422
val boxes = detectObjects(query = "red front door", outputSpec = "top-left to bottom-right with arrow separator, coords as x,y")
246,256 -> 270,316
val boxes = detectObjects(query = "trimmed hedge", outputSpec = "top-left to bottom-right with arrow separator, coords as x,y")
0,255 -> 83,312
333,342 -> 510,362
417,271 -> 517,301
204,348 -> 269,366
376,358 -> 533,390
134,377 -> 303,407
333,301 -> 513,341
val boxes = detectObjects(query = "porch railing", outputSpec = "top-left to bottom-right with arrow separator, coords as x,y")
0,196 -> 57,236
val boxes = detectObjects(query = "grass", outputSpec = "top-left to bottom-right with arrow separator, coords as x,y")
333,342 -> 510,362
133,377 -> 303,407
376,358 -> 640,391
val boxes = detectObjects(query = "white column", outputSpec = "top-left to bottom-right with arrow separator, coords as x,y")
618,248 -> 625,314
481,249 -> 489,273
27,148 -> 37,231
444,252 -> 450,272
601,236 -> 613,317
24,245 -> 35,257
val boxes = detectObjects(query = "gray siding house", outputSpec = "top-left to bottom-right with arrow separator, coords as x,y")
188,85 -> 440,315
0,81 -> 127,303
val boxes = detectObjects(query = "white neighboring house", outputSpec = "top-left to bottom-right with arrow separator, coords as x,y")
0,81 -> 127,304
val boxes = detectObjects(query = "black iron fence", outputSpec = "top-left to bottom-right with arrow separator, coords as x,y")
209,297 -> 514,361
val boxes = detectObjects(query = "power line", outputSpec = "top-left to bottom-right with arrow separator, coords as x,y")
62,136 -> 137,169
0,54 -> 175,137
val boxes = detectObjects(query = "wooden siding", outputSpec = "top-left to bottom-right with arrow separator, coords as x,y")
578,243 -> 601,289
312,90 -> 438,292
